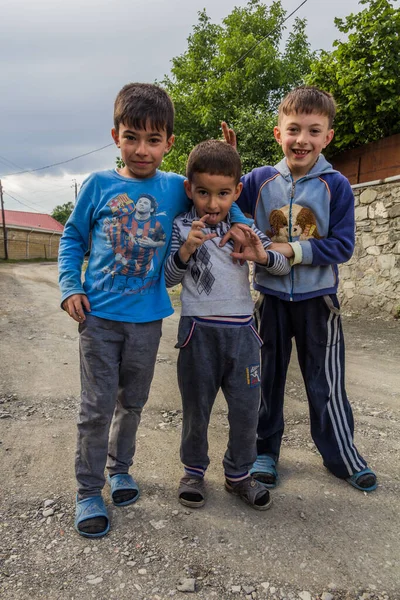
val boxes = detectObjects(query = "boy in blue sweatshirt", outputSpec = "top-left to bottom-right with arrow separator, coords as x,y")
231,86 -> 377,492
58,83 -> 250,538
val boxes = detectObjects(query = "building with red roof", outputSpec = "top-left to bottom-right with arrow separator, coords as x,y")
0,210 -> 64,232
0,210 -> 64,260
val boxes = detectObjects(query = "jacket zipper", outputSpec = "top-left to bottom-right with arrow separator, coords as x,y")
289,178 -> 295,301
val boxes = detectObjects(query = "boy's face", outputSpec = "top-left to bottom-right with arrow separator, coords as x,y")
184,173 -> 242,226
112,121 -> 174,180
274,112 -> 334,179
135,196 -> 154,217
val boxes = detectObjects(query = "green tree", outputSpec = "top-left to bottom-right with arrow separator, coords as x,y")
51,201 -> 74,226
161,0 -> 314,174
307,0 -> 400,156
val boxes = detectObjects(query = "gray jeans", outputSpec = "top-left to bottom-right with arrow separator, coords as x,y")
76,315 -> 162,499
176,317 -> 262,477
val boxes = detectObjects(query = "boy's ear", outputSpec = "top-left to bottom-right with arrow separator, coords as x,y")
234,181 -> 243,200
111,128 -> 120,147
324,129 -> 334,148
164,135 -> 175,154
273,126 -> 282,146
183,179 -> 193,199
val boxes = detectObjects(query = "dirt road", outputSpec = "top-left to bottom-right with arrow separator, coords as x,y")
0,263 -> 399,600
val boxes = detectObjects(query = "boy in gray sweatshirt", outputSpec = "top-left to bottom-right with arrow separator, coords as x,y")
164,140 -> 290,511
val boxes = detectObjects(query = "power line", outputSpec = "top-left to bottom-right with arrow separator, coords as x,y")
5,193 -> 64,208
4,178 -> 80,208
166,0 -> 310,132
6,178 -> 77,196
4,143 -> 114,177
1,0 -> 308,184
3,182 -> 48,205
227,0 -> 309,71
7,182 -> 73,197
4,179 -> 79,209
3,191 -> 44,214
31,184 -> 75,195
0,154 -> 25,172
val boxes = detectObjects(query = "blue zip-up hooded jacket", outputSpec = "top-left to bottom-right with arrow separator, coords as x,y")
237,155 -> 355,301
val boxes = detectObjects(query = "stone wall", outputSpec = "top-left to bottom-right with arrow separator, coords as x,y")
339,178 -> 400,317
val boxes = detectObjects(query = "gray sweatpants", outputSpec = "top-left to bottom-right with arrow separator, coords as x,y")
76,314 -> 162,500
176,316 -> 262,477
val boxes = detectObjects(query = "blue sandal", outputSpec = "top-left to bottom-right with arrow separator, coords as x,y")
75,495 -> 110,538
107,473 -> 140,506
347,468 -> 377,492
250,455 -> 278,488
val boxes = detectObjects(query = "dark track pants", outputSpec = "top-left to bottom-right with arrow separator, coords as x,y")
257,294 -> 367,479
177,317 -> 262,476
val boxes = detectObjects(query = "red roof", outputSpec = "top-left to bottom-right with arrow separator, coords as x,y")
0,210 -> 64,232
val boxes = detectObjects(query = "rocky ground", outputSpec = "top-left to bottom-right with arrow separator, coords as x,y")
0,262 -> 399,600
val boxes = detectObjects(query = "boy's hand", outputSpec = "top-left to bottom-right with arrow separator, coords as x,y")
179,216 -> 217,263
219,222 -> 250,264
221,121 -> 237,150
269,242 -> 294,258
62,294 -> 91,322
229,224 -> 268,265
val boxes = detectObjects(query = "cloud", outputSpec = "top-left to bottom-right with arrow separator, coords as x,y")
1,0 -> 364,211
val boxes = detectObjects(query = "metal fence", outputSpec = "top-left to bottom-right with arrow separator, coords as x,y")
331,133 -> 400,185
0,228 -> 62,260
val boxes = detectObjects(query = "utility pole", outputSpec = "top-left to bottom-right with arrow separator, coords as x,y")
72,179 -> 78,203
0,180 -> 8,260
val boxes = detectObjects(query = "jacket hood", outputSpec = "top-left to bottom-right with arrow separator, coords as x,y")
274,154 -> 338,181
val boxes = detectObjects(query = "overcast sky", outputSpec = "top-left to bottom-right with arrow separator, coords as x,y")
1,0 -> 366,213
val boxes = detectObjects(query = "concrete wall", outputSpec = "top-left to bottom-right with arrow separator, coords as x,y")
0,228 -> 62,260
339,177 -> 400,317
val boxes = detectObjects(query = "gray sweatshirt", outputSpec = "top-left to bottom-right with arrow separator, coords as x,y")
164,207 -> 290,317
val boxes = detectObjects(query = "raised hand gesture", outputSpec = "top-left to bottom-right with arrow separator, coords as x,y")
221,121 -> 237,150
179,215 -> 218,263
228,224 -> 269,265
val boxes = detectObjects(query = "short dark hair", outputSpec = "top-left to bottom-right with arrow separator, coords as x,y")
114,83 -> 174,138
186,140 -> 242,184
278,85 -> 336,128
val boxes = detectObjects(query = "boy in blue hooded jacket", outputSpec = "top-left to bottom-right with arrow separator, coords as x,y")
230,86 -> 377,492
